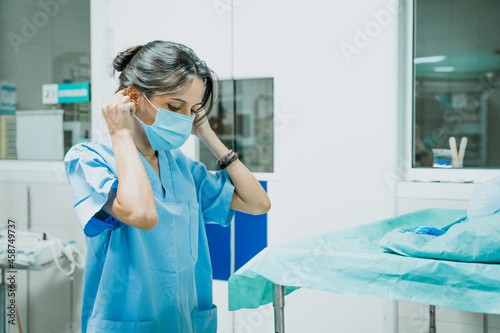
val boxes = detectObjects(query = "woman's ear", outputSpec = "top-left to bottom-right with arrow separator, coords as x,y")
126,86 -> 141,108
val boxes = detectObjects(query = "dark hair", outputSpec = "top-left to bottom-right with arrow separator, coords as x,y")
113,40 -> 218,123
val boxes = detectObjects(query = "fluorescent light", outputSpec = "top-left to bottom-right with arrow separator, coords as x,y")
433,66 -> 455,72
414,55 -> 446,64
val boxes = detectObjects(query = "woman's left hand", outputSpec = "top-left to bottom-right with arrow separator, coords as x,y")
190,107 -> 271,215
191,108 -> 213,139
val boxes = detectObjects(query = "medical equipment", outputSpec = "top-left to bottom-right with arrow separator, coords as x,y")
50,238 -> 85,276
449,136 -> 468,168
0,229 -> 84,275
228,209 -> 500,332
135,93 -> 195,151
0,229 -> 60,266
432,148 -> 452,167
458,137 -> 468,164
0,229 -> 84,333
449,137 -> 459,165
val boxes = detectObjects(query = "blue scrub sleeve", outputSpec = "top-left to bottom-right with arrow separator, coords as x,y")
64,144 -> 125,237
189,159 -> 235,227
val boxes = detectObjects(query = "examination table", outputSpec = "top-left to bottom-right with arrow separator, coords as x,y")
228,209 -> 500,333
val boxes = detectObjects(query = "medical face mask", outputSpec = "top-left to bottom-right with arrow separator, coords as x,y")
134,94 -> 195,151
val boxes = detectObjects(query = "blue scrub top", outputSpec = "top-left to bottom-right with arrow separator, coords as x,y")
64,137 -> 235,333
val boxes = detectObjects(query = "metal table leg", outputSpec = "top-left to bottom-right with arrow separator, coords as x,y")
429,305 -> 436,333
273,284 -> 285,333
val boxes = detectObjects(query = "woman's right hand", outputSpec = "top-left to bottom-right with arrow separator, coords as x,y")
101,89 -> 136,136
100,89 -> 159,230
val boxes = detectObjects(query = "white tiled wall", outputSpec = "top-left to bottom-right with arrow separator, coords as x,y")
396,181 -> 500,333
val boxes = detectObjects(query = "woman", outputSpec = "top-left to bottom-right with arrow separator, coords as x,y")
64,40 -> 270,333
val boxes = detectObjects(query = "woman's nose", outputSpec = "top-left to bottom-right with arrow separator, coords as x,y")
180,108 -> 193,117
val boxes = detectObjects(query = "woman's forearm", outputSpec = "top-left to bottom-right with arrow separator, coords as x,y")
110,129 -> 158,228
199,129 -> 271,215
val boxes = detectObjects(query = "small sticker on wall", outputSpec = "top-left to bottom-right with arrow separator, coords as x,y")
42,84 -> 59,104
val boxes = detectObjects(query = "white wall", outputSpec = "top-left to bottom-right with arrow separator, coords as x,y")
232,0 -> 399,240
90,0 -> 400,332
232,1 -> 399,332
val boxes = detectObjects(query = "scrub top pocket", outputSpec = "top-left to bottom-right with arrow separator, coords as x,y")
189,200 -> 200,262
191,305 -> 217,333
87,318 -> 154,333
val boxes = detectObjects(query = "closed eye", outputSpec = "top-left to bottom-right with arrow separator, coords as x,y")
168,104 -> 181,112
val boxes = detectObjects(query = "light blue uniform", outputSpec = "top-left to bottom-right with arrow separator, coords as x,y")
64,137 -> 235,333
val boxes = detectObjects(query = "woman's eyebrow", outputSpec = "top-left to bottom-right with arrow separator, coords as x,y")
171,98 -> 202,105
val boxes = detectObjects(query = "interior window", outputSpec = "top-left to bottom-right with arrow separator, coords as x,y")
0,0 -> 91,160
413,0 -> 500,168
198,78 -> 274,173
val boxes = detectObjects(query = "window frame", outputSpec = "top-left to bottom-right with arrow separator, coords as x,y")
402,0 -> 500,183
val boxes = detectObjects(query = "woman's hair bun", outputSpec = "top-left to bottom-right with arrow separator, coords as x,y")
113,45 -> 143,72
